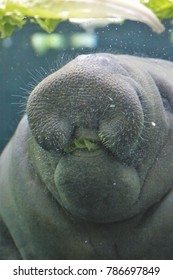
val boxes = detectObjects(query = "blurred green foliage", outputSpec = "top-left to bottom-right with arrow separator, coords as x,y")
0,0 -> 172,38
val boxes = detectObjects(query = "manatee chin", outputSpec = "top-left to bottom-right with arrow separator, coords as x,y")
54,149 -> 141,223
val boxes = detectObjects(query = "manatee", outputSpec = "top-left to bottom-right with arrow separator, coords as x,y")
0,53 -> 173,260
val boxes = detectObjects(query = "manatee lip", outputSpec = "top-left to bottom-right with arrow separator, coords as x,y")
69,148 -> 103,157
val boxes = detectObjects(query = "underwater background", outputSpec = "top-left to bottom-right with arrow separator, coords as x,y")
1,19 -> 173,153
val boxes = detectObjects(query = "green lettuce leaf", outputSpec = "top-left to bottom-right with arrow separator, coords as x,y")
0,0 -> 172,38
141,0 -> 173,20
64,138 -> 99,153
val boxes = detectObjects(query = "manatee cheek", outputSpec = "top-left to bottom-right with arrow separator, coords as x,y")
54,151 -> 141,223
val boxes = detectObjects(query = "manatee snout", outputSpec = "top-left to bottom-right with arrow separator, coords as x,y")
27,54 -> 144,160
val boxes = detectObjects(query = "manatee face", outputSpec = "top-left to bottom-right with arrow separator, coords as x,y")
26,53 -> 172,223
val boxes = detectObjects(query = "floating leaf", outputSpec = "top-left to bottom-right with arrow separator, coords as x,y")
141,0 -> 173,20
0,0 -> 166,38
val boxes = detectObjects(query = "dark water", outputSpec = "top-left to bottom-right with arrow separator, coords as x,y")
0,19 -> 173,153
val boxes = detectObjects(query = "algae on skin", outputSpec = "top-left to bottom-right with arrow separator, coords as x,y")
0,0 -> 168,38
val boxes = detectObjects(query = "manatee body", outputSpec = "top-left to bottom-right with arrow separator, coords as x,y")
1,53 -> 173,259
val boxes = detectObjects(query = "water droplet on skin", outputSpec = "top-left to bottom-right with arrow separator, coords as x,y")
151,122 -> 156,127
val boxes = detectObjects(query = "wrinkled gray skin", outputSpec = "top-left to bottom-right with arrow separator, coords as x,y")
1,53 -> 173,260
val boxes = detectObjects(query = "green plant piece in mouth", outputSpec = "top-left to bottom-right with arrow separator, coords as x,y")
64,138 -> 99,153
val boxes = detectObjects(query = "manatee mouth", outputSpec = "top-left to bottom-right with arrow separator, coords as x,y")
53,133 -> 139,223
53,143 -> 141,223
69,148 -> 102,157
54,130 -> 140,224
